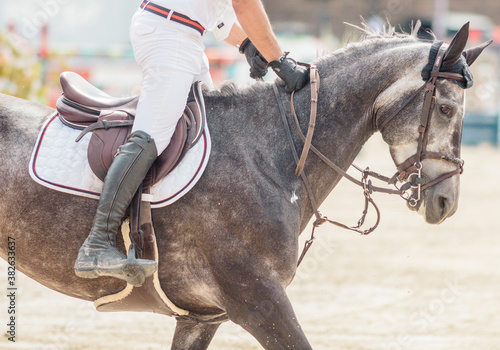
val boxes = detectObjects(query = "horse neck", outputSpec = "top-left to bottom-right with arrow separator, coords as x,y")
291,40 -> 427,222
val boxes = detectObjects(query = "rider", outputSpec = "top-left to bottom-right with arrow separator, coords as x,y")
74,0 -> 310,285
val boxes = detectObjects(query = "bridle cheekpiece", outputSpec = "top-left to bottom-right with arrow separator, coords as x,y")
378,42 -> 467,207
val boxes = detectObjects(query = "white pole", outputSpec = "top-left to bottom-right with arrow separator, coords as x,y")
433,0 -> 449,38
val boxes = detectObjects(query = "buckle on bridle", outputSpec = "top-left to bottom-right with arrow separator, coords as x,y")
399,162 -> 425,208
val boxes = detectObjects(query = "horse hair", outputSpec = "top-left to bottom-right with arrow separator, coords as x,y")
207,20 -> 434,100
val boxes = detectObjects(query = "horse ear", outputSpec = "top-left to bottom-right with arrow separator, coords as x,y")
443,22 -> 469,67
462,40 -> 493,66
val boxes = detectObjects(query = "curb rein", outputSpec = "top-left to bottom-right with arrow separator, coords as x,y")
273,46 -> 466,266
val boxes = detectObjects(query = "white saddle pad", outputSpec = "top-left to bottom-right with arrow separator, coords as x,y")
29,113 -> 211,208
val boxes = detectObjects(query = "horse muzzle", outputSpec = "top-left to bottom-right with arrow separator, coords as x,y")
410,174 -> 460,224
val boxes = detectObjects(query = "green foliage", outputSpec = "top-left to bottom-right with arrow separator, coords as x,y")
0,31 -> 44,100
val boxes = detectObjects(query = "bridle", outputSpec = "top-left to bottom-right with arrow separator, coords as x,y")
377,43 -> 465,207
273,43 -> 466,266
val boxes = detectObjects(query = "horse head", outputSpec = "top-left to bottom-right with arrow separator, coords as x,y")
375,23 -> 491,224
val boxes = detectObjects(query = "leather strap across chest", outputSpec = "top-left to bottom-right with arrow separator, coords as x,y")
274,65 -> 387,267
294,65 -> 320,176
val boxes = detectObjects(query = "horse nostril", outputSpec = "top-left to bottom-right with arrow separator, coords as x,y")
438,195 -> 450,215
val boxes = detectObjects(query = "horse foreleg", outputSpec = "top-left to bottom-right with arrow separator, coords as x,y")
170,318 -> 221,350
226,286 -> 312,350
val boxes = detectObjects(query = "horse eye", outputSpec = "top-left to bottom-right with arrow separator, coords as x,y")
440,105 -> 452,116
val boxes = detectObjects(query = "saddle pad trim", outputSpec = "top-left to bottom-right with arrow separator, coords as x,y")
29,113 -> 101,197
29,113 -> 211,208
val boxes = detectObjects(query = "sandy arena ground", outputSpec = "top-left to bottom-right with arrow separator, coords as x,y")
1,135 -> 499,350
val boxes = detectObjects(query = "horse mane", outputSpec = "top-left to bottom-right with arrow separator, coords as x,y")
206,21 -> 433,99
347,20 -> 433,42
203,78 -> 273,99
318,20 -> 432,61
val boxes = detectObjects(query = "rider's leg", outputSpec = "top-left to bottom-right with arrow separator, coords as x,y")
73,13 -> 206,286
196,53 -> 215,90
74,130 -> 158,286
129,12 -> 206,153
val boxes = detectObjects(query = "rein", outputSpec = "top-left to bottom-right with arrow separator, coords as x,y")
274,44 -> 466,266
273,66 -> 385,266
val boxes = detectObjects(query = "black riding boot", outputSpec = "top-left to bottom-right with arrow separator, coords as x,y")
74,130 -> 158,286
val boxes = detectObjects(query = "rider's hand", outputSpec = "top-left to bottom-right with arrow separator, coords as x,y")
239,38 -> 268,80
269,53 -> 309,93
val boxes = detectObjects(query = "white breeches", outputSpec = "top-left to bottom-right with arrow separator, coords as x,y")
129,9 -> 213,155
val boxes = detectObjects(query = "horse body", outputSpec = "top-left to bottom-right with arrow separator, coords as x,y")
0,25 -> 487,349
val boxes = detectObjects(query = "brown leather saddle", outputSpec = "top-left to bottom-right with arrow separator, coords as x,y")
55,72 -> 209,318
56,71 -> 206,187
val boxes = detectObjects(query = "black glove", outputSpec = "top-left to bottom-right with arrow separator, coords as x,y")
239,38 -> 268,80
269,53 -> 309,93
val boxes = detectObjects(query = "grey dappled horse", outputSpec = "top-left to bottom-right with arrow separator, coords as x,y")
0,24 -> 490,349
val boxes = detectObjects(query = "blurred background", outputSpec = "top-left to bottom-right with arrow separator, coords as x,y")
1,2 -> 499,349
0,0 -> 499,145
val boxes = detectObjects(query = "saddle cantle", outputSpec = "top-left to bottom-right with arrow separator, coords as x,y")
56,71 -> 206,186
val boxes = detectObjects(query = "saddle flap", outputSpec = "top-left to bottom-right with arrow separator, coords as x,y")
57,72 -> 207,186
146,116 -> 188,186
88,112 -> 134,181
186,81 -> 206,146
30,112 -> 211,209
147,81 -> 206,185
87,110 -> 189,185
